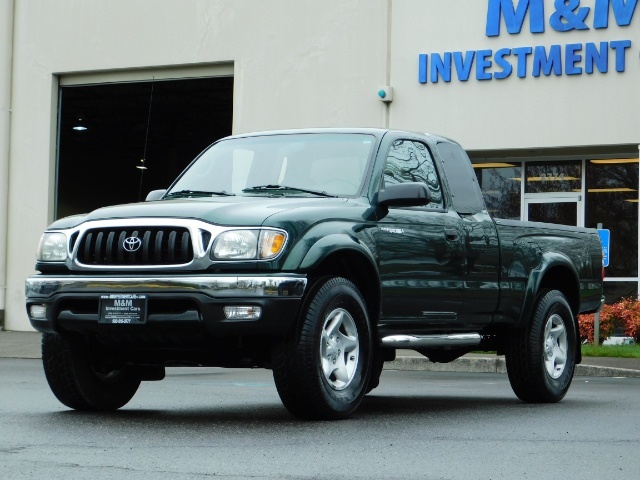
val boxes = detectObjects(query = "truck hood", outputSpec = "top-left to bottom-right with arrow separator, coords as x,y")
46,196 -> 355,230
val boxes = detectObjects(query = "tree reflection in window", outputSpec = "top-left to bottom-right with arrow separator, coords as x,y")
586,160 -> 639,278
383,140 -> 444,208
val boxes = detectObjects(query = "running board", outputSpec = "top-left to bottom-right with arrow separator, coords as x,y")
380,333 -> 482,348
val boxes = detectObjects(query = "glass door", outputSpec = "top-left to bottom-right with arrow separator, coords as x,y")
523,160 -> 584,227
524,195 -> 583,227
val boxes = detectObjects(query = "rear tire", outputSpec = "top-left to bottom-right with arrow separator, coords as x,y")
505,290 -> 576,403
272,277 -> 372,420
42,333 -> 141,411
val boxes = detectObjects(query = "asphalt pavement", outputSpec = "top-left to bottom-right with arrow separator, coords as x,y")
2,330 -> 639,377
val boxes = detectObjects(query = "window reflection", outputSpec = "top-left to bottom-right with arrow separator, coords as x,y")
525,161 -> 581,193
528,202 -> 577,226
586,159 -> 639,277
604,282 -> 638,304
473,164 -> 521,220
384,140 -> 444,209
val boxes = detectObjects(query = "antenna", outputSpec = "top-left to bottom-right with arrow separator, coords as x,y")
137,77 -> 155,201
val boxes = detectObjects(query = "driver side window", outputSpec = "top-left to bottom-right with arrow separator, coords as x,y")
383,140 -> 444,209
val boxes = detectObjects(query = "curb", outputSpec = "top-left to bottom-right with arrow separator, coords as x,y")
385,356 -> 640,378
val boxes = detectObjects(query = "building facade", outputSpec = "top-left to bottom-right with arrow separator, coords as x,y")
1,0 -> 639,330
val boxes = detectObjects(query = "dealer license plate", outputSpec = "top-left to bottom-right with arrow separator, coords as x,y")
99,294 -> 148,324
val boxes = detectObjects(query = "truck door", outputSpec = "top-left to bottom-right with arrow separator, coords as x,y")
436,142 -> 500,325
377,138 -> 467,325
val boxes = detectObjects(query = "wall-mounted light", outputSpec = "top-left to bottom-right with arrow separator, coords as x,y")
377,86 -> 393,103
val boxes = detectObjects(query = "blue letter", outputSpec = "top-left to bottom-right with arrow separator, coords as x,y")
431,52 -> 452,83
486,0 -> 545,36
594,0 -> 638,28
453,51 -> 475,81
419,54 -> 428,83
476,50 -> 493,80
585,42 -> 608,73
565,43 -> 583,75
610,40 -> 631,71
494,48 -> 513,79
550,0 -> 590,31
532,45 -> 563,76
512,46 -> 533,77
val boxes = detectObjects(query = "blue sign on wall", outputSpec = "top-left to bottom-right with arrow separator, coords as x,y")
597,228 -> 610,268
418,0 -> 638,84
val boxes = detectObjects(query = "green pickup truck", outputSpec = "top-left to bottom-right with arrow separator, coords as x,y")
26,128 -> 604,419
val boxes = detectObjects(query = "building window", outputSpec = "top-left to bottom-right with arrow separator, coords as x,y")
525,160 -> 581,194
473,163 -> 521,220
586,158 -> 639,278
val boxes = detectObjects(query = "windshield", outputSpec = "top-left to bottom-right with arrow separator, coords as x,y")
167,133 -> 376,197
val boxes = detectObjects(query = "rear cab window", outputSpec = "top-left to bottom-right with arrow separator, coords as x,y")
436,142 -> 486,215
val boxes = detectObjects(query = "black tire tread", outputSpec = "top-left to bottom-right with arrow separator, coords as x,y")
272,276 -> 371,420
42,333 -> 141,411
42,333 -> 92,410
505,289 -> 576,403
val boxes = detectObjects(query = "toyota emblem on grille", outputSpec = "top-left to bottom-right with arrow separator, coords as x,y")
123,236 -> 142,252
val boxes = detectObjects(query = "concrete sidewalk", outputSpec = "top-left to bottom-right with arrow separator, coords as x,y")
2,330 -> 640,378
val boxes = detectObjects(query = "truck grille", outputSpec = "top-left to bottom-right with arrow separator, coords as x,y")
76,227 -> 194,266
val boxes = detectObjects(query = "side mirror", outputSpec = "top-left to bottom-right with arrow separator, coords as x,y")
145,189 -> 167,201
377,182 -> 431,208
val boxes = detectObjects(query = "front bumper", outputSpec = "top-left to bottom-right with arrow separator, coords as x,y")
26,274 -> 307,336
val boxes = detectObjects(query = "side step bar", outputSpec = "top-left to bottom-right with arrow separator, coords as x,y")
380,333 -> 481,348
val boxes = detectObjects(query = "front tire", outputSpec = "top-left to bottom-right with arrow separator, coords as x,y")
272,277 -> 372,420
42,333 -> 141,411
505,290 -> 577,403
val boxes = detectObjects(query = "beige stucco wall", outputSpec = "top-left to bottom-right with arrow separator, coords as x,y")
4,0 -> 639,330
0,0 -> 14,322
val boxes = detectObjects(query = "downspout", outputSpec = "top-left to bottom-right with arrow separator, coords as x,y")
0,0 -> 16,328
383,0 -> 392,129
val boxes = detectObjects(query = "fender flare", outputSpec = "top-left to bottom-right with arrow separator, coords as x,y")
284,233 -> 378,273
517,251 -> 580,329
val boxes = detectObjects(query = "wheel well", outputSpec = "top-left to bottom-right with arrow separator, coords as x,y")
307,251 -> 380,326
538,266 -> 580,316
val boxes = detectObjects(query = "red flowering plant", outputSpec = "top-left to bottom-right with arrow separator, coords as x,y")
626,313 -> 640,343
578,297 -> 640,344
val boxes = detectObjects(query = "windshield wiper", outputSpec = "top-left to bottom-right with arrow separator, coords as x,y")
242,184 -> 336,197
164,189 -> 235,198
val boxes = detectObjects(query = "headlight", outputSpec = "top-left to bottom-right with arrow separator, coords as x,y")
213,230 -> 259,259
212,229 -> 287,260
37,232 -> 68,262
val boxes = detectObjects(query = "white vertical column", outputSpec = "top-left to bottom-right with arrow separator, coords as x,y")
0,0 -> 16,324
638,145 -> 640,298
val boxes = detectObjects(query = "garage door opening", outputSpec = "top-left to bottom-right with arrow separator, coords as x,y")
56,76 -> 233,219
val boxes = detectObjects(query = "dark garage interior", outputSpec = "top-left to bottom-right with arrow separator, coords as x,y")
56,76 -> 233,219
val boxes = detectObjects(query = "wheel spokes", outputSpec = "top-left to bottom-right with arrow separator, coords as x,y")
320,308 -> 359,390
544,314 -> 568,379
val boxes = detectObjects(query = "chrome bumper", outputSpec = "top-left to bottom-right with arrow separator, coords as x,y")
26,274 -> 307,299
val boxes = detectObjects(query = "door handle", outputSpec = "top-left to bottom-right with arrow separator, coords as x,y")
445,229 -> 459,241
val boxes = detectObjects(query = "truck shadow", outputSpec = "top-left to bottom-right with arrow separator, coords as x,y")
43,393 -> 576,428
